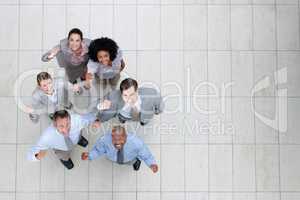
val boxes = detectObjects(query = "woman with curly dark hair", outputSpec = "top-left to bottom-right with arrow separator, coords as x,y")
86,37 -> 125,89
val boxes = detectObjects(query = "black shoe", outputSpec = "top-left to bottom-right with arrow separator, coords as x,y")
77,136 -> 88,147
140,121 -> 146,126
64,102 -> 73,110
74,87 -> 83,95
60,158 -> 74,170
49,113 -> 54,120
133,159 -> 141,171
118,114 -> 127,124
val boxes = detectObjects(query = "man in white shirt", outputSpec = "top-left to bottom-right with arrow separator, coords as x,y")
27,110 -> 98,169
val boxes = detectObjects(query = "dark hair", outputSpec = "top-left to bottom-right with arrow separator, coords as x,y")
120,78 -> 138,93
53,110 -> 70,121
68,28 -> 83,40
88,37 -> 119,62
37,72 -> 52,86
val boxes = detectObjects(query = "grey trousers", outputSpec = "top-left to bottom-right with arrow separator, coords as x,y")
53,149 -> 72,161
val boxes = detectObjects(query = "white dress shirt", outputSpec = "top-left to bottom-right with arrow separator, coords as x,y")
119,95 -> 142,119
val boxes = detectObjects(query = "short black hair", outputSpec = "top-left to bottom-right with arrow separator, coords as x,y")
68,28 -> 83,40
37,72 -> 52,86
53,110 -> 70,121
120,78 -> 138,93
88,37 -> 119,62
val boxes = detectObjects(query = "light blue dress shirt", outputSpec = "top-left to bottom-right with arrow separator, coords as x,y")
27,113 -> 96,161
89,132 -> 156,167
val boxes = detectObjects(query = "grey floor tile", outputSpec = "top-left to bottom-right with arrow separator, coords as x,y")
280,145 -> 300,191
0,145 -> 16,191
209,145 -> 233,191
256,145 -> 280,191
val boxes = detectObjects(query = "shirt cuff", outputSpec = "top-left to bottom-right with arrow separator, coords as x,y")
144,158 -> 156,167
88,151 -> 97,160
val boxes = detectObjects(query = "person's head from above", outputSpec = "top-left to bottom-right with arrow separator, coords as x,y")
120,78 -> 138,105
37,72 -> 53,95
88,37 -> 118,66
111,125 -> 127,150
53,110 -> 71,136
68,28 -> 83,52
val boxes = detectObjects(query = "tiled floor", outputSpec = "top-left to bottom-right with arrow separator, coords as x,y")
0,0 -> 300,200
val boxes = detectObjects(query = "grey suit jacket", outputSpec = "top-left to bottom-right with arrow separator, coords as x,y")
30,78 -> 70,122
42,38 -> 91,83
97,87 -> 164,124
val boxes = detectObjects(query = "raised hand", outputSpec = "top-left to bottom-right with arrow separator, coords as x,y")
81,152 -> 89,160
48,46 -> 60,59
150,164 -> 159,173
35,150 -> 47,160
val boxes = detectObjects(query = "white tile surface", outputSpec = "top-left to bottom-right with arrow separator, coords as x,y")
209,145 -> 233,191
277,6 -> 300,50
0,98 -> 17,143
65,147 -> 89,191
233,145 -> 255,191
208,6 -> 230,50
0,145 -> 16,191
231,6 -> 253,50
43,6 -> 66,50
114,5 -> 137,50
66,5 -> 90,35
0,51 -> 18,96
255,97 -> 279,144
256,192 -> 280,200
185,145 -> 208,191
0,193 -> 15,200
0,1 -> 300,199
254,52 -> 277,97
256,145 -> 280,191
184,5 -> 207,50
20,5 -> 43,50
137,145 -> 160,191
253,6 -> 276,50
89,157 -> 113,192
161,5 -> 183,50
16,145 -> 41,192
232,97 -> 255,144
232,52 -> 253,97
0,6 -> 19,50
161,145 -> 184,191
113,163 -> 137,191
137,5 -> 160,50
90,6 -> 113,38
278,52 -> 300,97
280,98 -> 300,144
40,151 -> 65,192
280,145 -> 300,191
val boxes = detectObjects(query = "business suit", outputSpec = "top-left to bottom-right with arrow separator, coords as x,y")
29,78 -> 71,123
42,38 -> 91,84
97,87 -> 164,125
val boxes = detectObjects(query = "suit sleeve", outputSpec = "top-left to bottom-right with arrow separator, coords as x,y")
96,91 -> 119,122
31,92 -> 47,115
41,45 -> 60,62
153,90 -> 164,114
